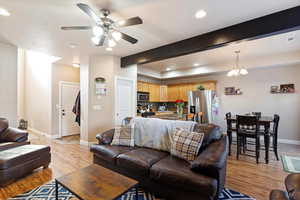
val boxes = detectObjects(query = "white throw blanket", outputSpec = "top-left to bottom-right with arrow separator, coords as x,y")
132,117 -> 196,152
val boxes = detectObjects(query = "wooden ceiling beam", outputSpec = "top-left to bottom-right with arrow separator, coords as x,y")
121,6 -> 300,67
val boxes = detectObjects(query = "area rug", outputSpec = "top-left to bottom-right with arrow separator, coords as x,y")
9,181 -> 255,200
281,154 -> 300,173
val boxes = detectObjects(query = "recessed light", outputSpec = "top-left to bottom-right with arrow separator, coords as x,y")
0,8 -> 10,16
193,63 -> 200,67
195,10 -> 206,19
106,47 -> 113,51
72,63 -> 80,68
166,67 -> 171,71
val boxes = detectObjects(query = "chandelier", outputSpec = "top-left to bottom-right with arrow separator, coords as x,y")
227,51 -> 248,77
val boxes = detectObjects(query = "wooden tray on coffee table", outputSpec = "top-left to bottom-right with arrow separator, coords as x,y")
55,164 -> 138,200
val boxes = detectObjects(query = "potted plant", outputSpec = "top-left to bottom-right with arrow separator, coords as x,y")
175,99 -> 185,118
197,85 -> 205,91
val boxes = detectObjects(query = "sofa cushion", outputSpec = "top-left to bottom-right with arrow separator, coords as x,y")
0,145 -> 50,170
116,148 -> 168,176
150,156 -> 218,196
90,145 -> 134,164
193,124 -> 221,150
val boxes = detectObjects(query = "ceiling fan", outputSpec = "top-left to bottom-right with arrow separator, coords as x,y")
61,3 -> 143,50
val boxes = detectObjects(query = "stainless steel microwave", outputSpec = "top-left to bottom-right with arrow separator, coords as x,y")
137,92 -> 149,102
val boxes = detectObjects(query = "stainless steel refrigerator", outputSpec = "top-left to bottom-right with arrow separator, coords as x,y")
188,90 -> 218,124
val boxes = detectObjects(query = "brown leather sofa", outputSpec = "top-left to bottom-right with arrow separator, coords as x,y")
91,124 -> 228,200
270,173 -> 300,200
0,118 -> 29,151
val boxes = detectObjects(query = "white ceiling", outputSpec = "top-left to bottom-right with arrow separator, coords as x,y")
0,0 -> 299,66
140,30 -> 300,79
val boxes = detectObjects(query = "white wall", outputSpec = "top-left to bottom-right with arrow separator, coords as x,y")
165,64 -> 300,142
51,63 -> 80,136
86,56 -> 137,142
0,42 -> 18,127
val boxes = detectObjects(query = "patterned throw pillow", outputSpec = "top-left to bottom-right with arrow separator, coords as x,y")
111,123 -> 135,147
170,128 -> 204,162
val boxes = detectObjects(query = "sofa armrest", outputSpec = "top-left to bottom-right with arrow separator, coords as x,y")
190,135 -> 228,197
191,135 -> 228,173
96,129 -> 115,145
0,127 -> 28,143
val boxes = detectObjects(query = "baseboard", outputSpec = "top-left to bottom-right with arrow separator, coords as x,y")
278,139 -> 300,145
28,127 -> 59,139
80,140 -> 97,147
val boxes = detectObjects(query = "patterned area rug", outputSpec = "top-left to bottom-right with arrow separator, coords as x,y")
9,181 -> 255,200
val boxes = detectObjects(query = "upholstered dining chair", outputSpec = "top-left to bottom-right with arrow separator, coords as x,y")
236,115 -> 261,164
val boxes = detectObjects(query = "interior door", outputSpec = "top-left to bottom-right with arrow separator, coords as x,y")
60,82 -> 80,137
115,78 -> 134,125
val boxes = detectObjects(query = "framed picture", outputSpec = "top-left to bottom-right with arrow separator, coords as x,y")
270,86 -> 279,93
280,84 -> 295,93
225,87 -> 236,95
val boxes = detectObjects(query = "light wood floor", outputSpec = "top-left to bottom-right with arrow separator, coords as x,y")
0,133 -> 298,200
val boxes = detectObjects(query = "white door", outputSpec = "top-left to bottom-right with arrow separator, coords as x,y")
115,77 -> 135,125
59,82 -> 80,137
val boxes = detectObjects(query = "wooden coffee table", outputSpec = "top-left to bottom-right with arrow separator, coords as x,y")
55,164 -> 139,200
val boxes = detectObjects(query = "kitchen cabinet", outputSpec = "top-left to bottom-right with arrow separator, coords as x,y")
167,85 -> 180,102
142,82 -> 149,92
160,85 -> 168,102
137,81 -> 143,92
149,83 -> 160,102
137,80 -> 216,103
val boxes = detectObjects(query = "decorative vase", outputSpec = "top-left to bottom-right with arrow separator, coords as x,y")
177,106 -> 183,118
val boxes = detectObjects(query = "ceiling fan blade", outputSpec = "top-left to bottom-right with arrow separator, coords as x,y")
77,3 -> 102,24
120,32 -> 138,44
96,35 -> 106,46
115,17 -> 143,27
61,26 -> 92,30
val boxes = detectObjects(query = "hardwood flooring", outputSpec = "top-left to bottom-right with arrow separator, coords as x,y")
0,133 -> 298,200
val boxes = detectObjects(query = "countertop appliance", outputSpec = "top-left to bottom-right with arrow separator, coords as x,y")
188,90 -> 218,124
137,92 -> 149,102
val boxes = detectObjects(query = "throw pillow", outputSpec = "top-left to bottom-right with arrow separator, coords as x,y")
111,123 -> 135,147
170,128 -> 204,162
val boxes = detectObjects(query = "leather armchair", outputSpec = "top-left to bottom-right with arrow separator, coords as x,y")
0,118 -> 29,151
270,173 -> 300,200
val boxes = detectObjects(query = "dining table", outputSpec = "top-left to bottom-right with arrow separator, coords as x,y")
226,115 -> 274,164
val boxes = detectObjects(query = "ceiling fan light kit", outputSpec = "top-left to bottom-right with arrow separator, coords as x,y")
61,3 -> 143,50
227,50 -> 248,77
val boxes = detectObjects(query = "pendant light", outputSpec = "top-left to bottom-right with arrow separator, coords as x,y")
227,51 -> 248,77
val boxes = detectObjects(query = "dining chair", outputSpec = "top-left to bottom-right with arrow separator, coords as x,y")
252,112 -> 262,118
226,112 -> 236,156
270,114 -> 280,160
236,115 -> 260,164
